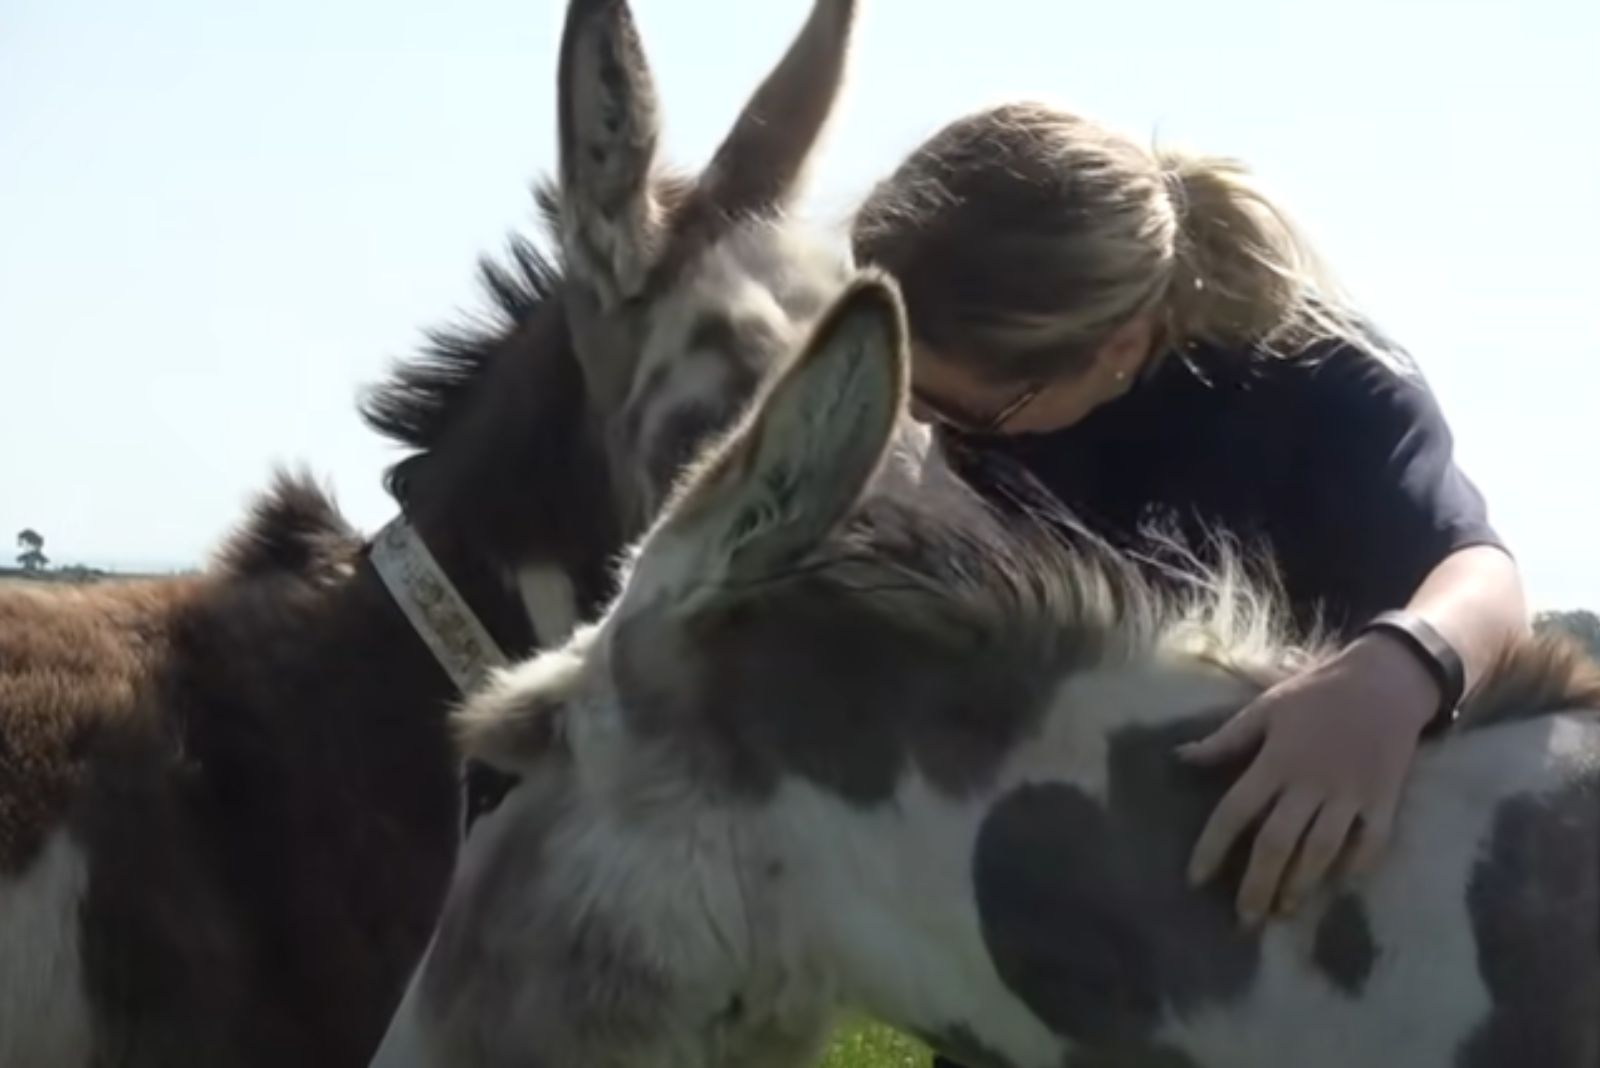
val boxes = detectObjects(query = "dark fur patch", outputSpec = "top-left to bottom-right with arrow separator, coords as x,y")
647,401 -> 730,500
685,310 -> 746,359
76,704 -> 275,1063
1312,893 -> 1378,997
1064,1045 -> 1203,1068
361,204 -> 621,629
360,235 -> 561,459
921,1023 -> 1019,1068
613,574 -> 1064,806
212,469 -> 359,580
686,310 -> 783,372
1457,778 -> 1600,1067
972,715 -> 1259,1048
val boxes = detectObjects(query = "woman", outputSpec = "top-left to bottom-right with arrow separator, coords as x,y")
849,102 -> 1528,931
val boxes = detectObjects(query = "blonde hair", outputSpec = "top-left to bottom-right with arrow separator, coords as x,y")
850,102 -> 1394,384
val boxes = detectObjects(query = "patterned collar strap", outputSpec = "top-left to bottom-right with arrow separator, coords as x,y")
369,517 -> 510,694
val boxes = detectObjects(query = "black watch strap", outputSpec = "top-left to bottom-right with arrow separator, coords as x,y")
1358,610 -> 1466,735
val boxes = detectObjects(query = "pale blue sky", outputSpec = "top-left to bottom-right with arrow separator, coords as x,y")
2,0 -> 1596,609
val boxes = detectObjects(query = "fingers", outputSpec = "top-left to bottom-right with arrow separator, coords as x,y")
1278,798 -> 1362,915
1343,798 -> 1399,878
1235,788 -> 1322,925
1175,703 -> 1267,766
1188,762 -> 1279,889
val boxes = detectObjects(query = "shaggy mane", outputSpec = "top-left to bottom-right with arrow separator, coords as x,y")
212,468 -> 360,580
811,436 -> 1323,685
359,226 -> 563,455
810,434 -> 1598,732
354,173 -> 695,486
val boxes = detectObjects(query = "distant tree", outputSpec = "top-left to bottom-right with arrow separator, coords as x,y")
1534,608 -> 1600,662
15,528 -> 49,572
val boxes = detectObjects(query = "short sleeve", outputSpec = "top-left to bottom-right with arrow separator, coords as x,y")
1279,344 -> 1506,630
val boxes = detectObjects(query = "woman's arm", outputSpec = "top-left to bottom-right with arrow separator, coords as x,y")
1396,543 -> 1529,704
1179,346 -> 1528,924
1179,547 -> 1528,926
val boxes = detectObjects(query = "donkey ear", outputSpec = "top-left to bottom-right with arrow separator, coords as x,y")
632,272 -> 908,611
556,0 -> 666,307
694,0 -> 859,223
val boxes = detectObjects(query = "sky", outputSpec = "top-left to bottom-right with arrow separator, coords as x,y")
1,0 -> 1597,609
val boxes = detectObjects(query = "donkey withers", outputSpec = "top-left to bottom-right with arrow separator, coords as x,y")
0,0 -> 859,1063
376,274 -> 1600,1068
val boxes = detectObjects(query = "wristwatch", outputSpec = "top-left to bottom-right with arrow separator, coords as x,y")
1358,609 -> 1465,736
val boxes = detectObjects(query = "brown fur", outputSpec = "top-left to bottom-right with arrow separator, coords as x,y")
213,467 -> 358,580
0,575 -> 197,875
1458,629 -> 1600,730
1,471 -> 493,1064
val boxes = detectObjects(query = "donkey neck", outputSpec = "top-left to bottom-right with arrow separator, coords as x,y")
159,508 -> 570,1064
767,659 -> 1267,1068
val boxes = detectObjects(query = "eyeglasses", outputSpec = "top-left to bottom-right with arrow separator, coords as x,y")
910,378 -> 1048,436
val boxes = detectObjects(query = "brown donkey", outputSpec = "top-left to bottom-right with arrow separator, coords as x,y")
0,0 -> 859,1063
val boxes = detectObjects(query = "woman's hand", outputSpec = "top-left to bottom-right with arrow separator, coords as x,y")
1176,632 -> 1443,926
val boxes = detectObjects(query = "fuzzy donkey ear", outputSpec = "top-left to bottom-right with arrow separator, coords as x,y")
692,0 -> 860,224
556,0 -> 668,308
623,272 -> 910,614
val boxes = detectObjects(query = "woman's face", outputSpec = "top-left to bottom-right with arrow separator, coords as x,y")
909,315 -> 1156,436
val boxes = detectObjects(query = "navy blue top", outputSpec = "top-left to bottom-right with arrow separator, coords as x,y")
947,338 -> 1503,639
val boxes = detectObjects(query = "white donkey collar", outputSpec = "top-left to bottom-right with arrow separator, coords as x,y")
369,517 -> 509,694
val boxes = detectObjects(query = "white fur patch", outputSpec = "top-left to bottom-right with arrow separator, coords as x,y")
0,829 -> 95,1068
1157,716 -> 1575,1067
759,673 -> 1594,1068
763,772 -> 1062,1068
999,662 -> 1261,805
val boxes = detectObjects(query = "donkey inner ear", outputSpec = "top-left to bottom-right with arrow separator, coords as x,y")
643,272 -> 909,607
694,0 -> 859,223
556,0 -> 666,307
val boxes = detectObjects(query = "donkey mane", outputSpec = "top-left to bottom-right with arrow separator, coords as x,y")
799,437 -> 1600,730
212,469 -> 360,582
355,173 -> 700,497
784,440 -> 1303,676
359,219 -> 563,465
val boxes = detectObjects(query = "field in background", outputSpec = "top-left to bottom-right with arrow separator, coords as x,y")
822,1023 -> 930,1068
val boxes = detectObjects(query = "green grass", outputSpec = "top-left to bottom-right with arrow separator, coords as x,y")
819,1021 -> 932,1068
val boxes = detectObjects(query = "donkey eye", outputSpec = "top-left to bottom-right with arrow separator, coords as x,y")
648,403 -> 725,491
460,759 -> 522,838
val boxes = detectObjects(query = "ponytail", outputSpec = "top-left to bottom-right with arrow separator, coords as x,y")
1155,148 -> 1386,365
849,102 -> 1402,389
